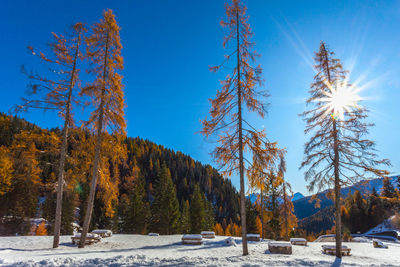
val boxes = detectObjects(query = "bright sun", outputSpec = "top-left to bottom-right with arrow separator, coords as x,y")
317,81 -> 362,120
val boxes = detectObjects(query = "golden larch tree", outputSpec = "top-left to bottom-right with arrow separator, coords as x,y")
277,155 -> 297,240
0,146 -> 13,195
201,0 -> 278,255
79,9 -> 126,248
15,23 -> 85,248
301,41 -> 390,257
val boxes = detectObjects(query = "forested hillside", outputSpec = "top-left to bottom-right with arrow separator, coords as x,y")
0,113 -> 241,235
296,183 -> 400,239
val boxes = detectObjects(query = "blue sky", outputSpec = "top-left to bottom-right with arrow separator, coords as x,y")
1,0 -> 400,195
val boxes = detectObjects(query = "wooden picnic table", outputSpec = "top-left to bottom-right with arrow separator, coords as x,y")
290,238 -> 307,246
268,242 -> 292,254
201,231 -> 215,239
91,229 -> 112,237
71,233 -> 101,245
246,234 -> 260,242
322,245 -> 351,256
182,234 -> 203,245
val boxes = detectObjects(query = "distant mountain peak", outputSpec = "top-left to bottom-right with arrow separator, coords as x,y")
291,192 -> 304,201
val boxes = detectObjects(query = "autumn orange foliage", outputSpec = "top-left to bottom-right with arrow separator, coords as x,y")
201,0 -> 280,255
35,222 -> 48,236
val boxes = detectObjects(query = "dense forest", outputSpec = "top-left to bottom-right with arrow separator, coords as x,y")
296,182 -> 400,240
0,112 -> 242,235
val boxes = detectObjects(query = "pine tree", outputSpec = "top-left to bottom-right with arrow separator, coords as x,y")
245,199 -> 258,234
179,199 -> 191,234
266,172 -> 281,240
190,184 -> 206,234
125,176 -> 149,234
151,164 -> 180,234
382,177 -> 395,198
300,41 -> 390,257
203,196 -> 215,231
15,23 -> 85,248
79,9 -> 126,247
371,187 -> 379,197
201,0 -> 281,254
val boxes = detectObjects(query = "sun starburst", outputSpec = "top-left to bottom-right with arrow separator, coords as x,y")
316,80 -> 362,120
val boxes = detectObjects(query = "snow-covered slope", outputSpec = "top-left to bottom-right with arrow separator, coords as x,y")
0,235 -> 400,266
365,216 -> 397,235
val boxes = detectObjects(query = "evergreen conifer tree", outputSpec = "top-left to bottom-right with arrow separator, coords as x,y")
382,177 -> 395,198
203,196 -> 215,231
179,199 -> 191,234
190,184 -> 206,233
151,163 -> 180,234
125,176 -> 149,234
245,199 -> 258,234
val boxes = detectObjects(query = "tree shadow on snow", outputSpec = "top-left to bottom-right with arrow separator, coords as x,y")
331,257 -> 342,267
177,239 -> 238,252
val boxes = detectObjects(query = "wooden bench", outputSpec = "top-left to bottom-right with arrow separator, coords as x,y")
247,234 -> 260,242
71,233 -> 101,245
182,234 -> 203,245
290,238 -> 307,246
201,231 -> 215,239
148,233 -> 159,236
91,229 -> 112,238
322,245 -> 351,256
268,242 -> 292,254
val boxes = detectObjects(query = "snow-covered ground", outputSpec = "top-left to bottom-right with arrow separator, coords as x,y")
0,234 -> 399,266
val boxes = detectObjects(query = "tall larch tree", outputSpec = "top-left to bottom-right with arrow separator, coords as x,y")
15,23 -> 85,248
301,41 -> 390,257
79,9 -> 126,247
248,137 -> 282,239
201,0 -> 275,255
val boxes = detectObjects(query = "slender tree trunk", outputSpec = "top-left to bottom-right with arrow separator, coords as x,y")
322,46 -> 342,257
236,9 -> 248,256
79,33 -> 109,248
283,181 -> 288,240
333,119 -> 342,258
53,35 -> 81,248
260,186 -> 264,240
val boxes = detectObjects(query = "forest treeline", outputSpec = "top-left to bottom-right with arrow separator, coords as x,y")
0,112 -> 301,240
0,112 -> 241,235
296,180 -> 400,240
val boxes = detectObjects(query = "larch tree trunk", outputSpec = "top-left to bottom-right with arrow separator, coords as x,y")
79,33 -> 109,248
333,119 -> 342,258
53,33 -> 82,248
260,186 -> 264,239
283,181 -> 288,240
236,8 -> 248,256
324,54 -> 342,258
